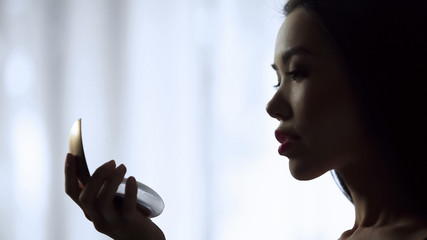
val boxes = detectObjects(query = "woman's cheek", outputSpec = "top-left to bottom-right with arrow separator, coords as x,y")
292,81 -> 342,154
291,81 -> 327,135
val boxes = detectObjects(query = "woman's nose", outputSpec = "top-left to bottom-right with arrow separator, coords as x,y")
266,91 -> 292,121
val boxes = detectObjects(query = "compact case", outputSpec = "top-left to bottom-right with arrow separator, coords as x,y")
69,119 -> 164,217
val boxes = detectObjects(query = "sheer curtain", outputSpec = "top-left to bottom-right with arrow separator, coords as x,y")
0,0 -> 354,239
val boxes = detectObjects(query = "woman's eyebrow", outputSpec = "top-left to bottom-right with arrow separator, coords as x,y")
272,46 -> 314,69
282,46 -> 314,64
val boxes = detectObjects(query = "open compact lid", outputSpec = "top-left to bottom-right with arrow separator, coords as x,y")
68,118 -> 164,218
69,118 -> 85,158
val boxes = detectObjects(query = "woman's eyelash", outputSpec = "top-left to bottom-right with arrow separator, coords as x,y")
285,70 -> 307,80
274,70 -> 307,88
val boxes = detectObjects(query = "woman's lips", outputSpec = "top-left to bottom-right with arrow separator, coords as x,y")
275,130 -> 300,155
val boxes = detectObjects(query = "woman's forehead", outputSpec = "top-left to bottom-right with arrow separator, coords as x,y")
275,7 -> 333,62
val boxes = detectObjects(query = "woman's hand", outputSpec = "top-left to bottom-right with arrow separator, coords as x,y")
65,154 -> 166,240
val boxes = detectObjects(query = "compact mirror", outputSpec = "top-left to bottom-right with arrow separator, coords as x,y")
68,118 -> 164,218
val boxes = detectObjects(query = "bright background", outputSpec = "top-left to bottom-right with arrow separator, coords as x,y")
0,0 -> 354,239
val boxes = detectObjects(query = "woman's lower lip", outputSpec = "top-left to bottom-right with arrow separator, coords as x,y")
278,139 -> 296,155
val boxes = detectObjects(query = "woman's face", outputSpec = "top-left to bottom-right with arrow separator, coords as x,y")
266,7 -> 368,180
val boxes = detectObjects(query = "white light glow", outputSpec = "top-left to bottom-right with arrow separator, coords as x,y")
4,50 -> 35,98
11,110 -> 49,240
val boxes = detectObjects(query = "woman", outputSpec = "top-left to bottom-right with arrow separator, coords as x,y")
65,0 -> 427,239
267,0 -> 427,238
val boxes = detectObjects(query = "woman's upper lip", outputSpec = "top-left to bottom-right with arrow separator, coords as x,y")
275,130 -> 300,143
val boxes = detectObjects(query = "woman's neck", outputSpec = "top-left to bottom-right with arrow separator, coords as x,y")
335,140 -> 427,239
336,152 -> 412,231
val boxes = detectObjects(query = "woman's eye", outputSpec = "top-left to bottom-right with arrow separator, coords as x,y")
273,69 -> 307,88
274,79 -> 281,88
285,70 -> 307,81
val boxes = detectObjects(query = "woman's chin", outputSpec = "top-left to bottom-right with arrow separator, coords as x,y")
288,158 -> 327,181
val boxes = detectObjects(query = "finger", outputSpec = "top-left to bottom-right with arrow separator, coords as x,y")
75,155 -> 90,185
65,154 -> 93,220
123,176 -> 138,218
65,154 -> 82,203
97,164 -> 127,223
79,160 -> 116,221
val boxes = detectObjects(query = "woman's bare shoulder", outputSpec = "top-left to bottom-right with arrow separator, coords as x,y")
401,227 -> 427,240
407,227 -> 427,240
386,218 -> 427,240
339,219 -> 427,240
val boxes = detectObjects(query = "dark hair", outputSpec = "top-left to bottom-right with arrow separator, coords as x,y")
283,0 -> 427,214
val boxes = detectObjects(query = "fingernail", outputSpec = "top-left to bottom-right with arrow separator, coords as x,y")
65,154 -> 73,167
105,160 -> 116,168
127,176 -> 136,184
117,164 -> 126,173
